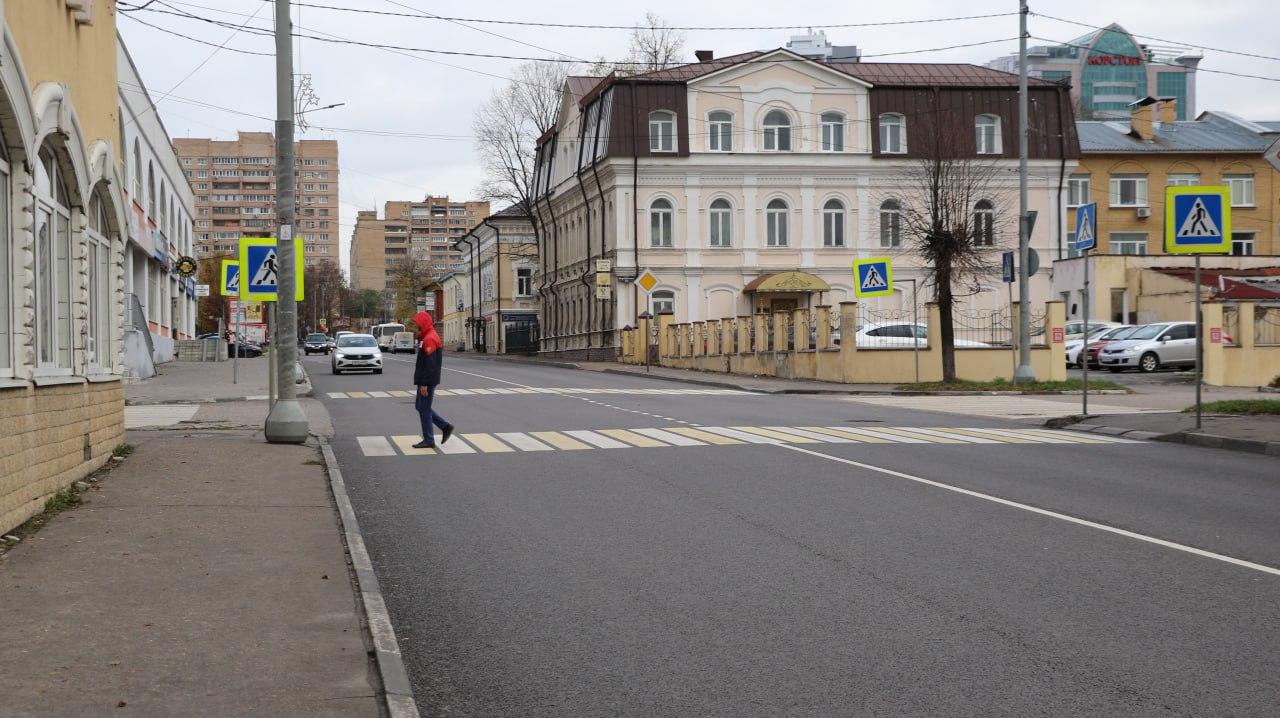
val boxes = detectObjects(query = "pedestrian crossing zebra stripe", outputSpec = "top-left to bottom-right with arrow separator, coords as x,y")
326,387 -> 758,400
356,426 -> 1136,456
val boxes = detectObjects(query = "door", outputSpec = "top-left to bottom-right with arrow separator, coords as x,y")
1160,324 -> 1196,365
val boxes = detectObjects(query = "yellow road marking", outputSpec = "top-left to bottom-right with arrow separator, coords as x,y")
529,431 -> 593,450
1007,428 -> 1116,444
797,426 -> 875,442
730,426 -> 820,443
598,429 -> 669,447
865,427 -> 966,443
665,427 -> 745,445
389,390 -> 413,397
346,391 -> 370,398
461,433 -> 514,452
469,389 -> 498,395
391,435 -> 436,455
934,427 -> 1035,443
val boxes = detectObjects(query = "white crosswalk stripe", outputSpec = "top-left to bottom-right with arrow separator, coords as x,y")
326,387 -> 758,400
353,426 -> 1137,457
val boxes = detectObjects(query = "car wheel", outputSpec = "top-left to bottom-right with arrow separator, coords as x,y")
1139,352 -> 1160,373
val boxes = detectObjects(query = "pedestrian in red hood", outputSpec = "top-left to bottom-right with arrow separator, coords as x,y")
411,311 -> 453,449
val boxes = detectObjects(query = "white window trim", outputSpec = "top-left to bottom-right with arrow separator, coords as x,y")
708,199 -> 733,248
762,110 -> 792,152
1108,175 -> 1149,208
1224,174 -> 1255,207
649,198 -> 675,247
820,112 -> 845,152
649,111 -> 675,153
765,199 -> 790,247
821,200 -> 846,247
708,111 -> 733,152
975,114 -> 1002,155
879,114 -> 907,154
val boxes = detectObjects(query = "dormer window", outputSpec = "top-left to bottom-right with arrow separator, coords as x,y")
762,110 -> 791,151
879,113 -> 906,154
976,114 -> 1002,154
649,111 -> 675,153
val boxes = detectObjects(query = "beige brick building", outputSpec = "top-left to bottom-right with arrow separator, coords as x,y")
349,195 -> 489,302
1,2 -> 128,533
173,132 -> 339,267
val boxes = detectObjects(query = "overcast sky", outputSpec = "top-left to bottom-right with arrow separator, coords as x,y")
116,0 -> 1280,274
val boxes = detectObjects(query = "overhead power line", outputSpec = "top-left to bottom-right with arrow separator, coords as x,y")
1030,12 -> 1280,64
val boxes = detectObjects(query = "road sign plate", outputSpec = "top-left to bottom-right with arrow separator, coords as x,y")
853,258 -> 893,298
1165,187 -> 1230,254
1074,203 -> 1097,252
636,269 -> 660,294
238,237 -> 305,301
221,260 -> 239,296
1001,251 -> 1014,283
194,284 -> 210,297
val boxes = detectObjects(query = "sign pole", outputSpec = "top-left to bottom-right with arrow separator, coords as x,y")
1195,254 -> 1202,430
268,302 -> 277,411
1082,252 -> 1090,416
233,299 -> 239,385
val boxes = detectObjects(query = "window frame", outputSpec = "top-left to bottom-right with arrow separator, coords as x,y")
820,112 -> 845,152
708,111 -> 733,152
708,198 -> 733,248
0,149 -> 9,374
975,114 -> 1002,155
651,289 -> 675,315
1108,232 -> 1148,255
515,267 -> 534,296
879,113 -> 906,154
1230,232 -> 1255,256
973,199 -> 995,247
649,198 -> 674,247
1166,173 -> 1200,187
1067,175 -> 1091,207
1108,174 -> 1148,208
649,110 -> 675,153
1224,174 -> 1255,207
86,192 -> 114,372
879,199 -> 903,248
822,199 -> 845,247
762,110 -> 792,152
765,198 -> 790,247
34,145 -> 75,374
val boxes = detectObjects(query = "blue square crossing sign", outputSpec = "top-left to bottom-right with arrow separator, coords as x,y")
1074,203 -> 1097,252
221,260 -> 239,296
853,258 -> 893,298
1165,186 -> 1230,254
237,237 -> 305,301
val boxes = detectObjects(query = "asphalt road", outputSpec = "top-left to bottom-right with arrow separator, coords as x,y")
309,351 -> 1280,718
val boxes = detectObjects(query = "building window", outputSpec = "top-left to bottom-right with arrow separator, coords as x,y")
879,113 -> 906,154
1109,174 -> 1148,207
132,140 -> 143,200
88,193 -> 113,370
822,199 -> 845,247
0,147 -> 9,372
34,146 -> 73,371
765,198 -> 789,247
1067,175 -> 1091,206
820,112 -> 845,152
1109,232 -> 1147,255
1225,174 -> 1255,207
651,290 -> 675,315
516,267 -> 533,296
1231,232 -> 1255,256
709,198 -> 732,247
879,199 -> 902,247
762,110 -> 791,151
975,114 -> 1002,154
973,199 -> 995,246
649,198 -> 674,247
649,111 -> 675,153
708,111 -> 732,152
1167,173 -> 1199,187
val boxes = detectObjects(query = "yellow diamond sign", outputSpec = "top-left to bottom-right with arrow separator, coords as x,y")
636,269 -> 660,294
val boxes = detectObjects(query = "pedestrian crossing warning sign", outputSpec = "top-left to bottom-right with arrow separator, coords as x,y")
1074,202 -> 1096,252
1165,186 -> 1230,254
238,237 -> 306,301
853,258 -> 894,298
221,260 -> 239,296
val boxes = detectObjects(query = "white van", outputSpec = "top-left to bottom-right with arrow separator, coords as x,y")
391,331 -> 417,354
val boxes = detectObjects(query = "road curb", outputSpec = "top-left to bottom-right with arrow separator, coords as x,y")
318,439 -> 419,718
1065,422 -> 1280,457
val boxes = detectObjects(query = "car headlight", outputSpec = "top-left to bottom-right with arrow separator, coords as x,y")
372,351 -> 382,358
334,351 -> 345,358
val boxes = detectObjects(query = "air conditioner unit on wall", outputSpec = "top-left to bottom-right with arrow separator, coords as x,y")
1135,207 -> 1151,218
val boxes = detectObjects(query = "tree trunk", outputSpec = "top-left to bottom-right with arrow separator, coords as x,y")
938,269 -> 956,383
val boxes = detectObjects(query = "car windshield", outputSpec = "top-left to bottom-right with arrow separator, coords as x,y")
1107,326 -> 1140,340
306,334 -> 327,342
1085,325 -> 1116,339
339,335 -> 377,348
1127,324 -> 1168,340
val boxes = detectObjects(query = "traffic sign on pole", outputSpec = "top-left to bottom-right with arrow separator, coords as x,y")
1001,251 -> 1014,283
1074,203 -> 1097,252
635,269 -> 660,294
221,260 -> 240,296
853,258 -> 893,298
238,237 -> 305,301
1165,187 -> 1231,254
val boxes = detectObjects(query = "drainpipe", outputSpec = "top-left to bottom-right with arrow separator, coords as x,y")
630,80 -> 641,326
541,190 -> 560,353
590,129 -> 610,351
1056,85 -> 1070,261
495,222 -> 502,354
575,134 -> 594,351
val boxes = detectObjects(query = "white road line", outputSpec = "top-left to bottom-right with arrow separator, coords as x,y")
436,438 -> 476,454
495,433 -> 554,451
632,428 -> 706,446
449,389 -> 476,395
367,391 -> 390,398
903,427 -> 1000,443
975,427 -> 1079,444
699,427 -> 780,444
765,426 -> 857,443
777,443 -> 1280,578
327,392 -> 348,399
564,431 -> 630,449
836,427 -> 928,443
357,436 -> 397,457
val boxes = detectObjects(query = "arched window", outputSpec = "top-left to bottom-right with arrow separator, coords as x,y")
821,112 -> 845,152
879,113 -> 906,154
976,114 -> 1002,154
762,110 -> 791,151
147,162 -> 156,218
651,289 -> 675,315
649,111 -> 675,152
649,198 -> 674,247
823,199 -> 845,247
87,192 -> 114,369
709,198 -> 732,247
879,199 -> 902,247
0,136 -> 10,372
766,198 -> 789,247
708,111 -> 733,152
34,146 -> 73,370
973,199 -> 995,246
132,139 -> 142,200
159,183 -> 168,237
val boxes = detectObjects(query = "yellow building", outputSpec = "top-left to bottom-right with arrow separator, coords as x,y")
1,2 -> 128,533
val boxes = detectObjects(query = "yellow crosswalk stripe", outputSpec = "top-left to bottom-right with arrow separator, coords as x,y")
861,427 -> 964,443
1005,428 -> 1117,444
598,429 -> 669,448
513,388 -> 538,394
665,427 -> 746,445
730,426 -> 820,443
460,433 -> 514,452
347,391 -> 370,398
389,390 -> 413,397
934,427 -> 1037,444
470,389 -> 498,395
529,431 -> 593,450
797,426 -> 878,442
391,435 -> 436,455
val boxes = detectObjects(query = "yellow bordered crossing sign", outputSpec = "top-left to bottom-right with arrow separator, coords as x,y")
238,237 -> 305,301
221,260 -> 240,297
853,258 -> 894,298
1165,186 -> 1231,254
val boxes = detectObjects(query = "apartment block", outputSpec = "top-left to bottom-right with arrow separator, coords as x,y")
173,132 -> 339,266
349,196 -> 490,295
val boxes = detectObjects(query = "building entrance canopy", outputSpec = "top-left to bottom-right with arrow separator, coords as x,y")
744,271 -> 831,314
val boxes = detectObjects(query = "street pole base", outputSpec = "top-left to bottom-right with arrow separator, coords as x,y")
1013,364 -> 1037,384
264,399 -> 309,444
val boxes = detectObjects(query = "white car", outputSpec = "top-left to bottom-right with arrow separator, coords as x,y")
853,322 -> 990,349
331,333 -> 383,375
1065,324 -> 1133,367
390,331 -> 417,353
1063,319 -> 1121,342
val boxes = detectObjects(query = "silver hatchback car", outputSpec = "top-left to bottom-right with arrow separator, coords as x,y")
1098,321 -> 1196,373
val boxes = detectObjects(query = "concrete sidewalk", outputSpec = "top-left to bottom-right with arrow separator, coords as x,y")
0,355 -> 411,716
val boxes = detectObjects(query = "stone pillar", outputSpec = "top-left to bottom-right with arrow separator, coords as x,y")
814,305 -> 831,349
657,311 -> 674,359
707,319 -> 721,355
1045,301 -> 1067,381
692,322 -> 705,357
793,309 -> 810,351
754,314 -> 769,353
736,316 -> 751,355
1202,301 -> 1227,387
773,310 -> 789,353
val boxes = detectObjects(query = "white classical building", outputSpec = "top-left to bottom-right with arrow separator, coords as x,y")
532,45 -> 1080,359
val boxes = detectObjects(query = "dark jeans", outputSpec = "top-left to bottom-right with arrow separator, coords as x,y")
415,384 -> 450,443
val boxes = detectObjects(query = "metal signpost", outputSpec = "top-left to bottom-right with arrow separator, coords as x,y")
1002,250 -> 1016,378
222,260 -> 240,384
635,269 -> 660,373
1075,203 -> 1098,416
1165,186 -> 1231,430
852,258 -> 914,381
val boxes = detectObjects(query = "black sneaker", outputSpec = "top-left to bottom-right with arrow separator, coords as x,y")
441,424 -> 455,444
412,439 -> 436,450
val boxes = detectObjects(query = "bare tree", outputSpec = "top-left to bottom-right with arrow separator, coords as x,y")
625,11 -> 686,73
387,256 -> 440,322
298,261 -> 346,334
891,150 -> 1010,382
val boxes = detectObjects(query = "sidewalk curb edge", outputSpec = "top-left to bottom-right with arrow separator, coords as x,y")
319,440 -> 420,718
1065,423 -> 1280,457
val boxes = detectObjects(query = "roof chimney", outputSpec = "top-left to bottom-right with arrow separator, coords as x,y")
1128,96 -> 1158,140
695,50 -> 714,63
1158,98 -> 1178,125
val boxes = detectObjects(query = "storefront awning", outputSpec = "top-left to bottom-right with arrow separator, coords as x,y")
743,271 -> 831,293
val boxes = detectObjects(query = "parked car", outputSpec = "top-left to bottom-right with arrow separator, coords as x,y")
853,322 -> 989,349
228,340 -> 263,358
1065,324 -> 1134,367
1063,319 -> 1121,341
1098,321 -> 1197,372
331,333 -> 383,375
302,332 -> 331,355
1079,325 -> 1143,369
390,331 -> 417,353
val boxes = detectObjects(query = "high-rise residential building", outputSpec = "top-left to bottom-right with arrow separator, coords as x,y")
985,23 -> 1201,121
349,196 -> 490,295
172,132 -> 339,266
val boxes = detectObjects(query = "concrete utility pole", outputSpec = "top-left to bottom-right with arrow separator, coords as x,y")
265,0 -> 308,443
1014,0 -> 1036,383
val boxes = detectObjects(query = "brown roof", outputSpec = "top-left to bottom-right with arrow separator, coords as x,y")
1154,267 -> 1280,300
629,50 -> 767,82
566,75 -> 606,100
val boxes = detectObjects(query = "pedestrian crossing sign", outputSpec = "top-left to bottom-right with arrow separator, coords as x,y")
1074,203 -> 1097,252
238,237 -> 305,301
1165,186 -> 1230,254
853,258 -> 893,298
221,260 -> 239,297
